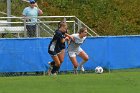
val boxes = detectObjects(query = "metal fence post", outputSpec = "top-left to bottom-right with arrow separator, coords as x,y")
23,18 -> 27,37
77,19 -> 82,32
7,0 -> 11,26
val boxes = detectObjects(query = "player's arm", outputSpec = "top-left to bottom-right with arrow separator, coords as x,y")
55,31 -> 66,43
60,35 -> 71,43
22,8 -> 27,17
61,38 -> 65,43
35,2 -> 43,15
65,33 -> 74,41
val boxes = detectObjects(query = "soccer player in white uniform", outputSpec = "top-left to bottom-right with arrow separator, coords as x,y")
68,27 -> 89,74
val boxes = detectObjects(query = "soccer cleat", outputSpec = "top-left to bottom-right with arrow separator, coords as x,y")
80,65 -> 85,72
47,62 -> 53,75
51,73 -> 57,76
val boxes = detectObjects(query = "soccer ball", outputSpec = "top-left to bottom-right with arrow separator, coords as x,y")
95,66 -> 103,74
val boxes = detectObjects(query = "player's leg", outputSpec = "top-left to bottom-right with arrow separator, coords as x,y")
51,55 -> 61,75
48,61 -> 55,66
48,49 -> 65,68
47,61 -> 55,75
78,50 -> 89,72
58,49 -> 65,64
70,57 -> 78,74
47,49 -> 60,75
68,52 -> 78,74
54,49 -> 65,73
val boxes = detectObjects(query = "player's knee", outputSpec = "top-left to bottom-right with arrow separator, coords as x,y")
60,59 -> 64,63
55,63 -> 61,67
84,56 -> 89,62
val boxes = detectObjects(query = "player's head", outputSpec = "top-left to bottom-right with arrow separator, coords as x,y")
29,0 -> 36,7
58,20 -> 68,33
78,27 -> 88,37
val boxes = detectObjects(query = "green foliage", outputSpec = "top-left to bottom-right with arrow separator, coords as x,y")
0,0 -> 140,36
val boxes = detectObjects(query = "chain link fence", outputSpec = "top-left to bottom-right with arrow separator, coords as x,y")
0,16 -> 98,38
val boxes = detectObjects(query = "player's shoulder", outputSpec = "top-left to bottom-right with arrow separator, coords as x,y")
23,7 -> 31,12
72,33 -> 79,37
55,30 -> 61,34
54,30 -> 63,36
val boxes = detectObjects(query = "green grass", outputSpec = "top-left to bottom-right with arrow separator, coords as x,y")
0,72 -> 140,93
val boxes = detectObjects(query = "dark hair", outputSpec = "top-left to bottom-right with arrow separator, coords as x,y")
78,27 -> 87,34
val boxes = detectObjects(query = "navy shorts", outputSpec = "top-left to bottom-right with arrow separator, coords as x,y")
48,50 -> 61,56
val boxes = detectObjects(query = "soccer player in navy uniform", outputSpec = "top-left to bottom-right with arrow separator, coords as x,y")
48,20 -> 72,75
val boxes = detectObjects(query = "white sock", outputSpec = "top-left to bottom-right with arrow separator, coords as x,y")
79,60 -> 86,67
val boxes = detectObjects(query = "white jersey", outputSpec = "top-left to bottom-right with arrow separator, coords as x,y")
68,33 -> 86,52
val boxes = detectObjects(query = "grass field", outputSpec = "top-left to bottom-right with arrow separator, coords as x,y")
0,72 -> 140,93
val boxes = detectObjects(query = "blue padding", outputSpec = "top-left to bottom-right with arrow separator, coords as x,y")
0,38 -> 51,72
0,36 -> 140,72
108,36 -> 140,69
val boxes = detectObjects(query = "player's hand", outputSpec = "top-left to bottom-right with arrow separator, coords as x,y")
69,36 -> 75,41
65,37 -> 70,41
65,33 -> 75,41
34,3 -> 39,8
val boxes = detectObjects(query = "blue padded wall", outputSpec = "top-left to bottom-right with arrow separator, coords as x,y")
0,36 -> 140,72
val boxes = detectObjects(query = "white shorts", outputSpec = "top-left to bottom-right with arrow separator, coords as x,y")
68,47 -> 83,57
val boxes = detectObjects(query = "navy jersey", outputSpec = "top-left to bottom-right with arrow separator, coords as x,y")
48,30 -> 65,55
60,32 -> 66,50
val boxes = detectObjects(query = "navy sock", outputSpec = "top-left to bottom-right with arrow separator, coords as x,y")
50,61 -> 55,66
51,65 -> 59,74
